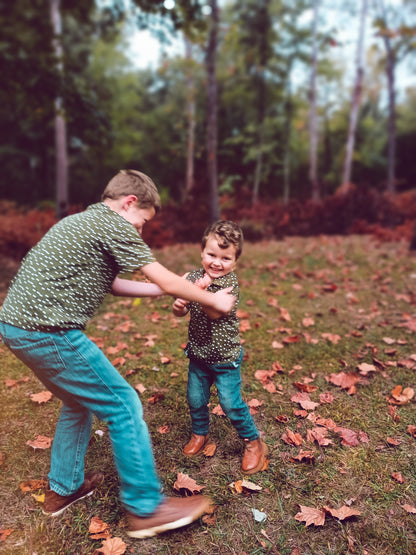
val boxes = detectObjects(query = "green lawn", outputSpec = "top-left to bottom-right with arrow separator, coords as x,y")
1,235 -> 415,554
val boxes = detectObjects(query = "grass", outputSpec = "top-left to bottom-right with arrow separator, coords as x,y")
1,235 -> 416,554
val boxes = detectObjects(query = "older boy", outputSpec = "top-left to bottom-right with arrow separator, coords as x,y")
172,220 -> 268,474
0,170 -> 235,539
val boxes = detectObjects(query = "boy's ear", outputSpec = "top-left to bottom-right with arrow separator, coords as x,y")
122,195 -> 138,209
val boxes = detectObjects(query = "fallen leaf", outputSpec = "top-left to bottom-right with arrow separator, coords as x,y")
203,443 -> 217,457
89,516 -> 111,540
30,391 -> 52,404
0,529 -> 13,541
401,504 -> 416,514
173,473 -> 205,494
294,505 -> 325,527
99,536 -> 126,555
212,404 -> 225,416
291,392 -> 319,411
26,435 -> 52,450
20,479 -> 47,492
158,425 -> 170,434
290,449 -> 316,463
282,428 -> 303,446
391,472 -> 404,483
323,505 -> 362,520
389,385 -> 414,405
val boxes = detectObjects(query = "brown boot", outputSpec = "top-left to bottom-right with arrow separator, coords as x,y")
183,434 -> 209,456
241,438 -> 268,475
127,495 -> 212,538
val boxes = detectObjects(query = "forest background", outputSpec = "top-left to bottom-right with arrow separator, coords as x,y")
1,0 -> 416,255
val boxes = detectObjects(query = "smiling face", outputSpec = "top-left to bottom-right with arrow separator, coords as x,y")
200,233 -> 237,280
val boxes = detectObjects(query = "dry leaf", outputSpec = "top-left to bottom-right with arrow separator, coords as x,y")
202,443 -> 217,457
391,472 -> 404,483
290,449 -> 316,463
0,529 -> 13,541
20,479 -> 47,492
323,505 -> 362,520
401,504 -> 416,513
282,428 -> 303,446
212,404 -> 225,416
294,505 -> 325,526
26,435 -> 52,450
173,473 -> 205,494
98,536 -> 126,555
291,392 -> 319,411
89,516 -> 111,540
30,391 -> 52,404
158,425 -> 170,434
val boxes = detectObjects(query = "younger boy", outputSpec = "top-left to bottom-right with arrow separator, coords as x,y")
0,170 -> 236,539
172,220 -> 268,474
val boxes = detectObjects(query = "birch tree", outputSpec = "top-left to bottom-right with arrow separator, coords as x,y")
50,0 -> 68,219
309,0 -> 320,201
341,0 -> 368,186
206,0 -> 220,222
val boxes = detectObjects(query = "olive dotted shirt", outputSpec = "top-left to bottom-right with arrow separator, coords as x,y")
0,203 -> 155,331
185,268 -> 241,364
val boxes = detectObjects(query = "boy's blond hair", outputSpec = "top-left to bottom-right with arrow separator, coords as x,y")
202,220 -> 244,260
102,169 -> 161,212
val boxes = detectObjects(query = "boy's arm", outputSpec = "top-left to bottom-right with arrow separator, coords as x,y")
111,276 -> 164,297
141,261 -> 235,315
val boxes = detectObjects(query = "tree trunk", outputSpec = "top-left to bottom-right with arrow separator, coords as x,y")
309,0 -> 320,202
50,0 -> 68,219
206,0 -> 219,222
383,33 -> 396,194
184,37 -> 196,202
342,0 -> 367,186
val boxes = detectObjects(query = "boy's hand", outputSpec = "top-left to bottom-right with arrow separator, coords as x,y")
210,286 -> 236,315
194,273 -> 212,290
172,297 -> 189,316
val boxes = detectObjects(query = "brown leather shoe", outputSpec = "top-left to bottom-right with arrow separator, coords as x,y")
42,472 -> 104,516
183,434 -> 209,456
127,495 -> 212,538
241,438 -> 268,475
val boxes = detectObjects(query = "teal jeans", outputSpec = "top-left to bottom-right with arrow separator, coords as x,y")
186,349 -> 259,440
0,322 -> 163,516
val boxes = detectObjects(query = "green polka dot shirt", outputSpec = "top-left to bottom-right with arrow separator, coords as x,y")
186,268 -> 241,363
0,203 -> 155,331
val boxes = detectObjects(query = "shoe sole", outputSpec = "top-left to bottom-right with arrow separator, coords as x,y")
241,442 -> 269,475
127,498 -> 211,539
42,489 -> 95,517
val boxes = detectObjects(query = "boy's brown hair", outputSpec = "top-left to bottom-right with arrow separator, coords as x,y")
201,220 -> 244,259
102,169 -> 161,212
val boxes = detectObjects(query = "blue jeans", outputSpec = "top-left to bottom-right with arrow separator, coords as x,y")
0,322 -> 163,516
186,349 -> 259,440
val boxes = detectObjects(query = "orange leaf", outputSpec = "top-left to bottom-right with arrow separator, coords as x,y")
20,479 -> 47,492
323,505 -> 361,520
281,428 -> 303,446
158,425 -> 170,434
294,382 -> 318,393
291,392 -> 319,411
401,504 -> 416,514
290,449 -> 315,463
30,391 -> 52,404
202,443 -> 217,457
335,427 -> 359,446
239,319 -> 251,333
0,529 -> 13,541
327,371 -> 361,390
391,472 -> 405,483
173,473 -> 205,494
294,505 -> 325,527
212,404 -> 225,416
99,536 -> 127,555
26,435 -> 52,450
89,516 -> 112,539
